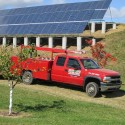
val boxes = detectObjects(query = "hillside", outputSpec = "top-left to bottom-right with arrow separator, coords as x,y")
104,27 -> 125,84
82,23 -> 125,38
82,24 -> 125,86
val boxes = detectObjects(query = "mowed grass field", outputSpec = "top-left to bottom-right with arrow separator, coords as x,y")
0,82 -> 125,125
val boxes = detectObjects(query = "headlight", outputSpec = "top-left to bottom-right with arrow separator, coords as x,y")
103,77 -> 111,83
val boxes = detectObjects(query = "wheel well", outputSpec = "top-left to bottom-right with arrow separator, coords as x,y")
83,77 -> 100,90
22,70 -> 32,75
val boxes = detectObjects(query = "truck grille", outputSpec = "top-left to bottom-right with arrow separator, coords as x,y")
111,76 -> 120,79
108,76 -> 121,85
111,76 -> 120,81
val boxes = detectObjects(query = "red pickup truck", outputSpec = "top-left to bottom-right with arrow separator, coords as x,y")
11,47 -> 122,97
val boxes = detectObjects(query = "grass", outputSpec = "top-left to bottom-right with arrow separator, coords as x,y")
0,83 -> 125,125
104,29 -> 125,89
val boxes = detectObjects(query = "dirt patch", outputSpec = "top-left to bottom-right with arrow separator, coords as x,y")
0,111 -> 19,118
0,80 -> 125,110
0,110 -> 31,118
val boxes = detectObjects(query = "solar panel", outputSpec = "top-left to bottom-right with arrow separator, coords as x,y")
91,10 -> 107,19
0,0 -> 112,35
103,0 -> 112,9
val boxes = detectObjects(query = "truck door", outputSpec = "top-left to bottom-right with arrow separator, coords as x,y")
51,56 -> 66,82
63,58 -> 83,85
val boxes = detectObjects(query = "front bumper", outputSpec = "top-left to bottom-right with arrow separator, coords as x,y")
100,82 -> 122,92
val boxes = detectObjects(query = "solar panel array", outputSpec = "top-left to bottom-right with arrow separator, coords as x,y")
0,0 -> 112,35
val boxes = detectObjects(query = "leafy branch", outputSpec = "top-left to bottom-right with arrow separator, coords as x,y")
86,39 -> 116,68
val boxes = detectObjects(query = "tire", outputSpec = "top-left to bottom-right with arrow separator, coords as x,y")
86,82 -> 99,97
22,71 -> 33,85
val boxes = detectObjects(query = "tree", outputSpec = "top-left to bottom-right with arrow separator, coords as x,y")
85,39 -> 116,68
0,45 -> 35,115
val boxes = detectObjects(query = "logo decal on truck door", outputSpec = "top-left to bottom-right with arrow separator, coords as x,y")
68,69 -> 81,77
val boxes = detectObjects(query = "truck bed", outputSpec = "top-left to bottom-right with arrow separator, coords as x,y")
11,56 -> 54,80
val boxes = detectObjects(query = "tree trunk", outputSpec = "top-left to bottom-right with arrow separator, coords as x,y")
9,82 -> 13,115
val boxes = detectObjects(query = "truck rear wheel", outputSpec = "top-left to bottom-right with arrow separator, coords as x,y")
22,71 -> 33,85
86,82 -> 99,97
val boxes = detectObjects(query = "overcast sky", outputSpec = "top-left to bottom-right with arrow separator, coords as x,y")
0,0 -> 124,23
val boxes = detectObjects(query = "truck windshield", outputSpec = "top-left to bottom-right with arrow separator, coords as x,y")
80,59 -> 100,69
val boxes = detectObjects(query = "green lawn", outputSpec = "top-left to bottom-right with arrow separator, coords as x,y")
0,83 -> 125,125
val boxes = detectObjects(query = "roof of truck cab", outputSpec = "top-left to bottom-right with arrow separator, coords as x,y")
57,54 -> 91,60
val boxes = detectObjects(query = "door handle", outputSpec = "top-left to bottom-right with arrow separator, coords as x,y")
65,69 -> 68,72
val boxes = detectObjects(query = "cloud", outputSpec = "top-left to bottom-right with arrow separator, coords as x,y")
0,0 -> 43,9
52,0 -> 65,4
105,6 -> 125,18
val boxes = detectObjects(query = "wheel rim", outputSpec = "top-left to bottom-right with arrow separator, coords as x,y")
23,74 -> 31,83
87,85 -> 96,96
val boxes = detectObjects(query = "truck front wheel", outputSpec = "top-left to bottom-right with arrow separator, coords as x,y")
86,82 -> 99,97
22,71 -> 33,85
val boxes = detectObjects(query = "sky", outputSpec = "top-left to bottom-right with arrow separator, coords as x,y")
0,0 -> 124,23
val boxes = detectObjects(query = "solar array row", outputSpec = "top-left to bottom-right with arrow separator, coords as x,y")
0,0 -> 112,35
0,22 -> 87,35
0,10 -> 106,25
0,10 -> 95,25
0,0 -> 111,16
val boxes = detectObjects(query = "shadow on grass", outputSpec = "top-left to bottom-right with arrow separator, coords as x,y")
15,100 -> 67,113
34,79 -> 83,92
34,80 -> 125,98
101,89 -> 125,98
0,75 -> 4,79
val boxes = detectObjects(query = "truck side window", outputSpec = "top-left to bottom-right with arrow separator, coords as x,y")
56,57 -> 66,66
67,58 -> 81,69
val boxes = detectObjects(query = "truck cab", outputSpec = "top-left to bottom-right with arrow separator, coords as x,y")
51,55 -> 121,97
